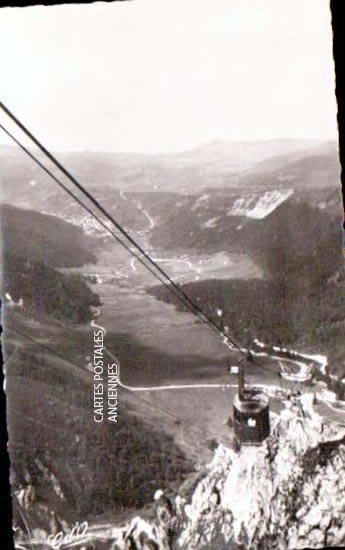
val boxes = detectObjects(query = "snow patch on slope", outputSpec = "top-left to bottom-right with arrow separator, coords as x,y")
228,188 -> 294,219
201,216 -> 220,229
191,194 -> 210,211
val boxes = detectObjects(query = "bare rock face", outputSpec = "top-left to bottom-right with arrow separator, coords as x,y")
112,394 -> 345,549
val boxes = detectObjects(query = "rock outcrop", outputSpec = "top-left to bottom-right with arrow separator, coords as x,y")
111,394 -> 345,549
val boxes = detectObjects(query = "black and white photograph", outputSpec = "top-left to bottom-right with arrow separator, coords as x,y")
0,0 -> 344,548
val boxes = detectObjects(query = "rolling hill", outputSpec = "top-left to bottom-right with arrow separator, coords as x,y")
0,203 -> 98,267
0,204 -> 101,322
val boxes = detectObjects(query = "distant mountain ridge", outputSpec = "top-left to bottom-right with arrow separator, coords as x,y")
1,139 -> 339,196
1,139 -> 341,250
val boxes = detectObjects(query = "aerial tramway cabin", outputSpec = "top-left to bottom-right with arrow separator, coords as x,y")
230,353 -> 270,447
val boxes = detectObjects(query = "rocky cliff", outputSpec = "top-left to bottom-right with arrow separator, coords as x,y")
110,394 -> 345,550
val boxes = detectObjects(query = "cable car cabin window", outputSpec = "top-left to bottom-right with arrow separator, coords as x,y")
233,393 -> 270,445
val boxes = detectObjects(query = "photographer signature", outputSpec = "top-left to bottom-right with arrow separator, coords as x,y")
47,521 -> 89,549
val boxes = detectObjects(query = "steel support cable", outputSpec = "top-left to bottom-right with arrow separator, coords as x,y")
0,122 -> 240,351
0,101 -> 244,354
0,122 -> 247,356
0,123 -> 208,326
5,323 -> 273,422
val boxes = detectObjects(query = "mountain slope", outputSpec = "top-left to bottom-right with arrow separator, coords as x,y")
2,252 -> 101,323
0,204 -> 102,323
109,395 -> 345,549
0,203 -> 97,267
8,347 -> 193,542
149,187 -> 342,284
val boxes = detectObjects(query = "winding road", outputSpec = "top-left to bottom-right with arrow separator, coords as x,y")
120,188 -> 155,232
101,340 -> 326,398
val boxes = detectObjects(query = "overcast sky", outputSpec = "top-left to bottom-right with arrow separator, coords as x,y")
0,0 -> 338,153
